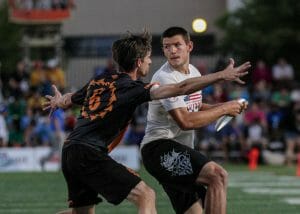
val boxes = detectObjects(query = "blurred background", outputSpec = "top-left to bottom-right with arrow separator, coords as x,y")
0,0 -> 300,212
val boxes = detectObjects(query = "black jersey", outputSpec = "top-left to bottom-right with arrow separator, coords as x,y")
66,71 -> 151,152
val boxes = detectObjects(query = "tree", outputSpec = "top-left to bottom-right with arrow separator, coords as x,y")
0,1 -> 22,74
216,0 -> 300,74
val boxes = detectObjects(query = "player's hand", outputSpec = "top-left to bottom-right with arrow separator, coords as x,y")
222,100 -> 244,117
221,58 -> 251,84
42,85 -> 62,116
145,82 -> 160,90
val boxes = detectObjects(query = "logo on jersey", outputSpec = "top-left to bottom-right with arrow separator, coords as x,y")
184,92 -> 202,112
167,96 -> 179,103
81,76 -> 117,120
160,149 -> 193,176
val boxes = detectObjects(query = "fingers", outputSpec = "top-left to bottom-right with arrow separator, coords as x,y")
42,105 -> 51,111
234,78 -> 245,84
229,58 -> 235,67
237,61 -> 251,72
52,85 -> 62,97
52,84 -> 58,93
145,82 -> 160,89
45,95 -> 53,100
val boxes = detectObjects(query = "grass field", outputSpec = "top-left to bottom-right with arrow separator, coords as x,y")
0,164 -> 300,214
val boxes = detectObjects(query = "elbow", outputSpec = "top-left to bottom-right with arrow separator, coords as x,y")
178,121 -> 194,131
178,82 -> 191,95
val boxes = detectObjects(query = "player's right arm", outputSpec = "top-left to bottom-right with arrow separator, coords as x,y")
168,101 -> 245,130
150,59 -> 251,100
43,84 -> 88,113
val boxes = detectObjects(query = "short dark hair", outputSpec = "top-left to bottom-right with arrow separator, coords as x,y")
161,26 -> 190,44
112,31 -> 152,73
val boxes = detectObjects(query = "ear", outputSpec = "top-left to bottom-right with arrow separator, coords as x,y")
188,41 -> 193,52
136,58 -> 142,68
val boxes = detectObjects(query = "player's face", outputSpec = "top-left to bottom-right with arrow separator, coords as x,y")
162,35 -> 193,70
137,51 -> 152,77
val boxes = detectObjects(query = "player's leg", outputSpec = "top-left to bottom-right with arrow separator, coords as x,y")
142,139 -> 207,214
184,200 -> 203,214
196,161 -> 228,214
126,181 -> 157,214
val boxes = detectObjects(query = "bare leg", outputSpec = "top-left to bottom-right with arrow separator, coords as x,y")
184,200 -> 203,214
196,162 -> 228,214
286,139 -> 295,166
127,181 -> 157,214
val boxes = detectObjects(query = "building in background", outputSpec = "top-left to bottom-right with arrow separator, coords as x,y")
7,0 -> 242,88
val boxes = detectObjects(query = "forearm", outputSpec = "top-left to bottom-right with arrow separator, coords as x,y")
57,93 -> 74,109
184,105 -> 227,129
178,72 -> 225,95
201,102 -> 223,110
150,72 -> 225,100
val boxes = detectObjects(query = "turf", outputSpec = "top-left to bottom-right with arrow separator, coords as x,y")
0,164 -> 299,213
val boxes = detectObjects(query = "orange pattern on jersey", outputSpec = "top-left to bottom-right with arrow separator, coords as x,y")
126,167 -> 140,177
81,77 -> 117,121
107,124 -> 129,153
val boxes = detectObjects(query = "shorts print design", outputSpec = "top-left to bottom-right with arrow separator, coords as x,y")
160,149 -> 193,176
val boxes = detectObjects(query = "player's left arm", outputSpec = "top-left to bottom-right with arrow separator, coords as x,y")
201,102 -> 248,111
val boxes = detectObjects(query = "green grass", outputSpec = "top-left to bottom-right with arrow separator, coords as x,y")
0,164 -> 299,213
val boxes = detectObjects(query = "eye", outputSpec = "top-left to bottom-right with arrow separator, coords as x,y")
163,45 -> 170,50
175,43 -> 182,48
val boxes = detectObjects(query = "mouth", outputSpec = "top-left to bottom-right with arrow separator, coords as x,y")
170,56 -> 180,60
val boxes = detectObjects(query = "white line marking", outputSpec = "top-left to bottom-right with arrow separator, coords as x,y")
243,188 -> 300,195
283,198 -> 300,205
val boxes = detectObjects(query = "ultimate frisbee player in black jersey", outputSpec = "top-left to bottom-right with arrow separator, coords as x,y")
44,31 -> 249,214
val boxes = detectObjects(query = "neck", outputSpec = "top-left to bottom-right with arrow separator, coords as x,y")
169,63 -> 190,74
122,70 -> 138,80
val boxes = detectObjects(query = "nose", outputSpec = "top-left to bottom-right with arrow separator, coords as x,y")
169,46 -> 177,53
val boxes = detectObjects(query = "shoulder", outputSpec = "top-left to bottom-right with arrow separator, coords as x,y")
189,64 -> 201,76
152,62 -> 177,84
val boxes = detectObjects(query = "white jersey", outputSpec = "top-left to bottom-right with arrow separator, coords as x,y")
141,62 -> 202,149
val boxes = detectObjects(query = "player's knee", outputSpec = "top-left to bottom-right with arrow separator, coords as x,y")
211,164 -> 228,187
135,182 -> 156,205
200,162 -> 228,187
142,184 -> 156,202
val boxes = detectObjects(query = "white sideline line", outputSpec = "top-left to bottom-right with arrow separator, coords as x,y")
243,188 -> 300,195
283,198 -> 300,205
229,182 -> 300,187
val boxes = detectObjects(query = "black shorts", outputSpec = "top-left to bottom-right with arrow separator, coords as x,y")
141,139 -> 210,214
61,143 -> 141,208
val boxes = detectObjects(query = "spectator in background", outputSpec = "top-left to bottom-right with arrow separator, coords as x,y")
219,118 -> 246,162
251,80 -> 271,103
284,102 -> 300,165
244,99 -> 268,153
40,107 -> 66,170
30,60 -> 47,88
11,61 -> 30,95
0,104 -> 8,147
272,58 -> 294,84
46,58 -> 65,91
122,103 -> 148,146
252,60 -> 272,85
270,86 -> 291,117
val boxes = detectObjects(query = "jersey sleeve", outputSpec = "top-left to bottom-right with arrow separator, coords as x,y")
71,82 -> 89,105
119,80 -> 151,106
152,73 -> 186,111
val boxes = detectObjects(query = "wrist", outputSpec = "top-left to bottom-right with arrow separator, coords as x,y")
217,70 -> 225,81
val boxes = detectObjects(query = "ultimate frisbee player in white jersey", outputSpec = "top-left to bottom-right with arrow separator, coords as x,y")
141,27 -> 250,214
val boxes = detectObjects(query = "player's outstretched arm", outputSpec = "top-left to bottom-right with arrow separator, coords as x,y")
43,85 -> 74,114
150,58 -> 251,100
